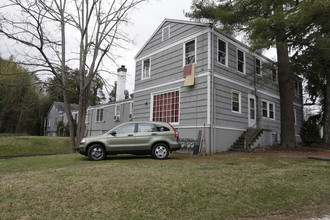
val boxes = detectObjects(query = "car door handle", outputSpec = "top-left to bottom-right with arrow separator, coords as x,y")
127,134 -> 134,137
151,133 -> 157,136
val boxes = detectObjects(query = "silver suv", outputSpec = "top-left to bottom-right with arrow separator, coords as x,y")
77,121 -> 180,161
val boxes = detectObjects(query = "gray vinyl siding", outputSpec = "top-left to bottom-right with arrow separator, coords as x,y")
135,33 -> 209,91
138,21 -> 208,58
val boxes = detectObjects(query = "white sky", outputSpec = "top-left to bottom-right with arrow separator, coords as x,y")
0,0 -> 277,98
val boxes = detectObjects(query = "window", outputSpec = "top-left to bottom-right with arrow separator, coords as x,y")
162,26 -> 170,41
96,108 -> 104,122
231,90 -> 241,113
153,90 -> 179,123
262,100 -> 275,120
115,105 -> 121,117
294,80 -> 302,97
218,39 -> 227,65
255,58 -> 261,75
249,98 -> 255,120
137,123 -> 155,133
114,123 -> 136,134
184,40 -> 196,66
142,58 -> 150,79
237,49 -> 245,73
73,112 -> 78,122
272,69 -> 277,83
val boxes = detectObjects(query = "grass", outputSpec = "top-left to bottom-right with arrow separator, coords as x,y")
0,136 -> 71,156
0,153 -> 329,219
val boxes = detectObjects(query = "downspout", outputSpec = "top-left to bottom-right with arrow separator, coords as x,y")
210,24 -> 215,154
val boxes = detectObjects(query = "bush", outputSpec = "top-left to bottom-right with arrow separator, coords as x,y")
299,116 -> 322,145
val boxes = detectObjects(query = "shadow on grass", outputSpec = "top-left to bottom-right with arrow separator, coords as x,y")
77,153 -> 183,161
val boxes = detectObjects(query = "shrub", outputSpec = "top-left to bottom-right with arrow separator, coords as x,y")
299,116 -> 322,145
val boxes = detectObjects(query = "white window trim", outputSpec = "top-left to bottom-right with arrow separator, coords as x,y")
255,57 -> 262,76
217,38 -> 228,67
95,108 -> 104,123
237,48 -> 246,74
262,100 -> 275,120
162,25 -> 170,41
183,38 -> 197,67
150,87 -> 180,125
231,90 -> 241,114
141,57 -> 151,80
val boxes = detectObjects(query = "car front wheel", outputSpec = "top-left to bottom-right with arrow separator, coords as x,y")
152,143 -> 169,160
88,144 -> 106,161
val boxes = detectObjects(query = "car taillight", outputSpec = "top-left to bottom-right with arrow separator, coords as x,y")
168,123 -> 178,139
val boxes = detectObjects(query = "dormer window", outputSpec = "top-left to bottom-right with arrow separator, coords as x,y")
255,58 -> 262,75
162,26 -> 170,41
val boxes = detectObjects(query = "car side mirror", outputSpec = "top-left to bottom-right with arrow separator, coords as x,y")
110,131 -> 116,136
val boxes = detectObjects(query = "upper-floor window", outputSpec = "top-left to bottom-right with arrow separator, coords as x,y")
255,58 -> 262,75
237,49 -> 245,74
272,69 -> 277,83
96,108 -> 104,122
162,26 -> 170,41
184,40 -> 196,66
152,90 -> 179,123
142,58 -> 150,79
231,90 -> 241,113
218,39 -> 227,66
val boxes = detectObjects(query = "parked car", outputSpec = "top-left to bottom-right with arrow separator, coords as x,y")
77,121 -> 180,161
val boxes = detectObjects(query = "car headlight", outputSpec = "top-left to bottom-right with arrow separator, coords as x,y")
80,139 -> 86,144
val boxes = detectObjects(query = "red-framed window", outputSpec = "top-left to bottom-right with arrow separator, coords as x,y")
153,90 -> 179,123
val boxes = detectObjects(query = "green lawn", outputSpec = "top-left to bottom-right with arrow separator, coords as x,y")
0,136 -> 71,156
0,153 -> 329,219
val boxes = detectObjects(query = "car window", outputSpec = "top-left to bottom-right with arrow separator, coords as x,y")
137,123 -> 155,133
114,123 -> 135,134
155,125 -> 170,132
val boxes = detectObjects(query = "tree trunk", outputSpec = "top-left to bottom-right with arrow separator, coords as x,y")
276,42 -> 297,147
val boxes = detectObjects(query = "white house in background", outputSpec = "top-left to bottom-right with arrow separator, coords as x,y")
132,18 -> 303,154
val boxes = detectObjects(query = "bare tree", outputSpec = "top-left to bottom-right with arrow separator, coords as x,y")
0,0 -> 146,149
68,0 -> 146,144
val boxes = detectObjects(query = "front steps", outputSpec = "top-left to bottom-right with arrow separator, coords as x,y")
230,128 -> 263,151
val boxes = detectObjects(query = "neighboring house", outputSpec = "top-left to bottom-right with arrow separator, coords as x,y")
44,102 -> 79,136
44,66 -> 133,137
133,19 -> 303,154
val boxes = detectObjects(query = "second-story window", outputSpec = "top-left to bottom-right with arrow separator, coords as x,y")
184,40 -> 195,66
237,49 -> 245,74
255,58 -> 261,75
218,39 -> 227,65
272,69 -> 277,83
142,58 -> 150,79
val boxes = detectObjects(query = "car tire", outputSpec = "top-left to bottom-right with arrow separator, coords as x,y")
87,144 -> 106,161
152,143 -> 169,160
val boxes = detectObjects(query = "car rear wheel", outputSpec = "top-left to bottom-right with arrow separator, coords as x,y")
88,144 -> 106,161
152,143 -> 169,160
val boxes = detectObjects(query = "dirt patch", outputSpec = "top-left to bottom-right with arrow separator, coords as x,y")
248,144 -> 330,158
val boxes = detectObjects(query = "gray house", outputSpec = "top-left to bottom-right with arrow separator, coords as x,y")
44,66 -> 133,137
44,102 -> 79,136
133,19 -> 303,154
